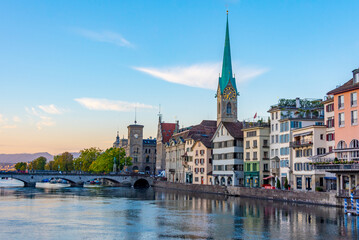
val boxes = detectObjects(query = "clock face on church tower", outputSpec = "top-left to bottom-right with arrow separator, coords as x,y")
223,87 -> 236,100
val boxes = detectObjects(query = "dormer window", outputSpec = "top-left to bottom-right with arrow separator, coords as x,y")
353,68 -> 359,84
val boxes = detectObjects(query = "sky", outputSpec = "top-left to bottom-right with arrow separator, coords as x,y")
0,0 -> 359,154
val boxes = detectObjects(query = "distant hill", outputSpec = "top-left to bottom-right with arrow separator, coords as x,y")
0,152 -> 81,164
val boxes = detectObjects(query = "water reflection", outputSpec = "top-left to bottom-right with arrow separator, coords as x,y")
0,187 -> 357,239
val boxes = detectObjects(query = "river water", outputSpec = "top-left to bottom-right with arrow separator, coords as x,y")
0,181 -> 358,240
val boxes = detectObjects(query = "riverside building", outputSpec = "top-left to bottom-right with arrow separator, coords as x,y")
268,98 -> 324,187
242,121 -> 270,188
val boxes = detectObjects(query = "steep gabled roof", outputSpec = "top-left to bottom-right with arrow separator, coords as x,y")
222,121 -> 243,139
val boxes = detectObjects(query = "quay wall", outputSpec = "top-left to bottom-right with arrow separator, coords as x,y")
153,181 -> 344,207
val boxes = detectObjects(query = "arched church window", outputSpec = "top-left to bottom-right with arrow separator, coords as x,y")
227,103 -> 231,114
337,141 -> 347,149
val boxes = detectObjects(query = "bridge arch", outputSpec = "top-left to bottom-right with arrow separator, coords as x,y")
133,178 -> 150,188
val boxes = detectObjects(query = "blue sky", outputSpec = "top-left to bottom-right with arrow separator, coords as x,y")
0,0 -> 359,154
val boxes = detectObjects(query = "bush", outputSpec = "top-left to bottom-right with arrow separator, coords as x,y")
315,187 -> 324,192
284,177 -> 288,190
276,179 -> 281,189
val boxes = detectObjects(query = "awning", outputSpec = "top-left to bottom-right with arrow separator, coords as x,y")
263,176 -> 274,180
324,177 -> 337,180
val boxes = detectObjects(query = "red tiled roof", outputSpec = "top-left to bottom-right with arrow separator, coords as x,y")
161,123 -> 177,143
327,78 -> 359,95
169,120 -> 217,144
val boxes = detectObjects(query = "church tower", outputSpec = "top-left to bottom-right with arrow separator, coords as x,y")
216,12 -> 238,126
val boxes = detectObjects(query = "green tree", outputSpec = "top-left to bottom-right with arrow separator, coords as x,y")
45,160 -> 55,170
28,156 -> 47,170
284,177 -> 288,190
276,179 -> 281,189
74,147 -> 102,172
14,162 -> 27,171
53,152 -> 74,171
89,147 -> 132,173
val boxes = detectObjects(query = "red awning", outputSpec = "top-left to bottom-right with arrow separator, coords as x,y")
263,176 -> 274,180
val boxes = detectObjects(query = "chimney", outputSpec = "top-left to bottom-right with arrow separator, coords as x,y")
175,120 -> 179,133
295,98 -> 301,108
353,68 -> 359,84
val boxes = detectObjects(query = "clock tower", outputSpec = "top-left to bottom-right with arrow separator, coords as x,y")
216,12 -> 238,126
127,123 -> 144,171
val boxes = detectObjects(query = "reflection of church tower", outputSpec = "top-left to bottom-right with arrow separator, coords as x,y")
216,12 -> 238,126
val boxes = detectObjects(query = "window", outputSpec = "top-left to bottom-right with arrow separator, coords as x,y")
320,134 -> 324,140
327,133 -> 335,141
276,135 -> 279,143
195,159 -> 199,165
263,164 -> 269,171
253,140 -> 257,148
338,95 -> 344,109
264,139 -> 268,146
351,92 -> 357,107
200,159 -> 204,164
317,148 -> 326,155
339,113 -> 345,127
272,124 -> 274,131
326,103 -> 334,112
271,135 -> 274,143
195,177 -> 199,182
264,151 -> 269,159
272,113 -> 274,120
350,139 -> 359,148
296,150 -> 302,158
253,152 -> 257,160
246,152 -> 250,160
275,149 -> 278,156
247,131 -> 256,137
276,124 -> 278,131
337,141 -> 347,149
226,103 -> 231,114
297,177 -> 302,190
327,117 -> 335,128
276,112 -> 278,119
246,141 -> 250,148
291,121 -> 301,129
352,110 -> 358,125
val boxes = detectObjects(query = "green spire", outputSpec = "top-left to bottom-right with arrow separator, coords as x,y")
219,13 -> 237,94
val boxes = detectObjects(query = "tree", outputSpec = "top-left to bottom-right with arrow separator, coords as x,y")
89,147 -> 132,173
276,179 -> 281,189
15,162 -> 27,171
28,156 -> 47,170
45,160 -> 55,170
52,152 -> 74,171
74,147 -> 102,172
284,177 -> 288,190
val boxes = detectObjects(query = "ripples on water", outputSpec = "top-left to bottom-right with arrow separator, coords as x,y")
0,180 -> 358,240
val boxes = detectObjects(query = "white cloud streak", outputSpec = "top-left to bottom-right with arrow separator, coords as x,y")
133,62 -> 268,90
75,98 -> 155,112
25,106 -> 58,130
74,28 -> 133,48
38,104 -> 64,115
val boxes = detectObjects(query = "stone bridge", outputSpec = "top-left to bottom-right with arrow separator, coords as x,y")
0,172 -> 154,188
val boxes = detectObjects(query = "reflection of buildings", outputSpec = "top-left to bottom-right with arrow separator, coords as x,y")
113,122 -> 156,173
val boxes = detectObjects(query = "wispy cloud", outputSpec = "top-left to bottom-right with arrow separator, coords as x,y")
0,114 -> 18,129
73,28 -> 133,48
133,62 -> 268,90
38,104 -> 65,115
25,105 -> 60,130
75,98 -> 155,112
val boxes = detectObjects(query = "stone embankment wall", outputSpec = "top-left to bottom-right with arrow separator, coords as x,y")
153,181 -> 228,195
153,181 -> 343,207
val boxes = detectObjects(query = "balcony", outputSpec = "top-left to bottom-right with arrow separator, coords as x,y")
263,157 -> 270,160
253,145 -> 258,149
263,145 -> 269,148
290,141 -> 313,148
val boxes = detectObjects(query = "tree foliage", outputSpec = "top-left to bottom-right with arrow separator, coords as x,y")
28,156 -> 47,170
15,162 -> 27,171
74,147 -> 102,172
89,147 -> 132,173
276,179 -> 281,189
284,177 -> 288,190
45,152 -> 74,171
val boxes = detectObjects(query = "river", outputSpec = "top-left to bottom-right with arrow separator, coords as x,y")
0,180 -> 358,239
